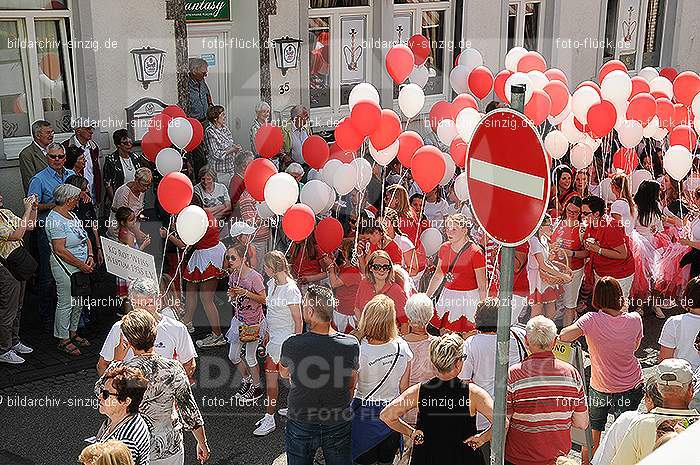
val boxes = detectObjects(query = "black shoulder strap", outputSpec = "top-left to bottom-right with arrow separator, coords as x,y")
364,342 -> 401,400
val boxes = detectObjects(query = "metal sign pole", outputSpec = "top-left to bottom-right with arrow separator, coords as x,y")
491,84 -> 526,465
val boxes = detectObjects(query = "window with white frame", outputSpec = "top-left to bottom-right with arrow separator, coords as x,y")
507,0 -> 542,51
0,3 -> 75,147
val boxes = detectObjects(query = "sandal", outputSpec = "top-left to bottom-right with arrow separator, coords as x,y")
71,336 -> 91,347
58,340 -> 82,356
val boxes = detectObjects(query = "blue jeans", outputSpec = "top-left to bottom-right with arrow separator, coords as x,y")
286,419 -> 352,465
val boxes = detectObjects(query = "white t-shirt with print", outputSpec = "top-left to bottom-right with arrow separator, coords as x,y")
658,313 -> 700,371
355,337 -> 413,402
193,182 -> 229,209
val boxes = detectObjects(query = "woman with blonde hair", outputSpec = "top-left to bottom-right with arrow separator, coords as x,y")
79,440 -> 134,465
385,184 -> 429,274
352,294 -> 413,465
382,208 -> 426,285
354,250 -> 409,332
253,250 -> 302,437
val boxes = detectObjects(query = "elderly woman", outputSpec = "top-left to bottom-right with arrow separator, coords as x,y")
95,366 -> 150,465
66,175 -> 101,265
285,162 -> 304,186
46,184 -> 94,356
250,101 -> 271,157
204,105 -> 241,187
0,192 -> 37,364
193,165 -> 231,239
107,167 -> 152,242
102,129 -> 142,211
380,333 -> 494,465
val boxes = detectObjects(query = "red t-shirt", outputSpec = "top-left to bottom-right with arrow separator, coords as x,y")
513,242 -> 530,296
291,245 -> 324,278
195,211 -> 220,249
335,264 -> 362,316
369,240 -> 403,265
229,174 -> 245,219
354,278 -> 408,324
583,217 -> 635,279
552,222 -> 585,270
438,242 -> 486,291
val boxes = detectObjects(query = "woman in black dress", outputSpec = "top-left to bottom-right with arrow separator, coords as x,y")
380,333 -> 494,465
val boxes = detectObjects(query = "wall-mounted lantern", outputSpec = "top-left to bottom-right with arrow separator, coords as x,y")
272,36 -> 302,76
130,47 -> 166,90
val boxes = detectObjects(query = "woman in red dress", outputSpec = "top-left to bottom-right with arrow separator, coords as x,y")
385,185 -> 428,280
327,239 -> 362,332
548,165 -> 576,218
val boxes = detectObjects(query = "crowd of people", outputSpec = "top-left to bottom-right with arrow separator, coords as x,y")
0,57 -> 699,465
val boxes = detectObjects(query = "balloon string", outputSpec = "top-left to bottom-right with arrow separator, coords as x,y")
159,215 -> 174,281
161,244 -> 188,302
380,165 -> 386,216
487,244 -> 502,292
273,215 -> 279,249
411,193 -> 427,275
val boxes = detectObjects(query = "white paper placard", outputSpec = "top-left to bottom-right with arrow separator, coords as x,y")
102,237 -> 158,283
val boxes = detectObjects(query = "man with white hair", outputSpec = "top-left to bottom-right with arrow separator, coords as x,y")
97,277 -> 197,379
250,101 -> 271,157
505,316 -> 589,465
282,105 -> 310,167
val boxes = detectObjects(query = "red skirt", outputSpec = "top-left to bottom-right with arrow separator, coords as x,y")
529,286 -> 562,305
430,312 -> 476,333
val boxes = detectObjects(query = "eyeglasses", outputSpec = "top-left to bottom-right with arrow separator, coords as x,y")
99,389 -> 118,400
226,254 -> 238,262
48,154 -> 66,160
581,210 -> 593,216
370,264 -> 392,272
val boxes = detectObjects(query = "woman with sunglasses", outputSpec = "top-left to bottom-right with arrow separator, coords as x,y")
551,196 -> 586,326
95,365 -> 150,465
354,250 -> 409,333
225,241 -> 267,403
426,214 -> 487,335
103,129 -> 143,213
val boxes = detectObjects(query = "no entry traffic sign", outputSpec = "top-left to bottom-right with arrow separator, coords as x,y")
465,108 -> 551,246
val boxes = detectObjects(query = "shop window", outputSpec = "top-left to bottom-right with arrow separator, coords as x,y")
310,0 -> 369,8
507,1 -> 542,51
309,17 -> 331,109
0,1 -> 67,10
0,21 -> 31,138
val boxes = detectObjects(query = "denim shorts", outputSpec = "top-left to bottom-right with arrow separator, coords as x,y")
588,384 -> 644,431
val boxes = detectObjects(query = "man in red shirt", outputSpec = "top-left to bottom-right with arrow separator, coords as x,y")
581,195 -> 635,301
505,316 -> 589,465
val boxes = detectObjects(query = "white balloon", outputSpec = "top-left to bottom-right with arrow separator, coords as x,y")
321,159 -> 342,185
351,157 -> 373,190
571,86 -> 600,124
601,70 -> 632,104
643,116 -> 660,138
638,66 -> 659,82
256,201 -> 275,220
649,76 -> 673,99
544,130 -> 569,159
652,126 -> 669,141
694,116 -> 700,137
155,147 -> 183,176
505,47 -> 527,72
167,117 -> 193,149
693,93 -> 700,120
548,100 -> 571,125
457,48 -> 483,72
527,70 -> 549,91
263,172 -> 299,215
613,100 -> 629,130
505,72 -> 534,104
664,145 -> 693,181
409,65 -> 429,88
455,107 -> 481,142
617,119 -> 644,148
300,180 -> 333,214
333,164 -> 358,196
369,139 -> 399,166
175,205 -> 208,246
348,83 -> 380,110
420,228 -> 443,256
561,114 -> 585,143
570,143 -> 594,170
630,169 -> 653,195
454,172 -> 468,201
449,65 -> 470,94
437,119 -> 458,145
398,84 -> 425,118
440,152 -> 456,186
319,189 -> 337,215
582,136 -> 601,152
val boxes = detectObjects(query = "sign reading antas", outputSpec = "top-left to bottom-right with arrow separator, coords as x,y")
186,0 -> 230,22
102,237 -> 158,283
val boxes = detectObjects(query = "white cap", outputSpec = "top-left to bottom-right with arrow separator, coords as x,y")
610,199 -> 630,218
229,221 -> 256,237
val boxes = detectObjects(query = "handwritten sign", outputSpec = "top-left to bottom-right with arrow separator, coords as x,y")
102,237 -> 157,283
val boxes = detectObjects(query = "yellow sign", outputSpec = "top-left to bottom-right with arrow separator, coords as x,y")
553,341 -> 574,364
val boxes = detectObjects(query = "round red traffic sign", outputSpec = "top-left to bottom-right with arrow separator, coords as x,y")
465,109 -> 551,246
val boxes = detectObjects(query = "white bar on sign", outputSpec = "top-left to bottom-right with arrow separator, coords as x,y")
469,158 -> 545,199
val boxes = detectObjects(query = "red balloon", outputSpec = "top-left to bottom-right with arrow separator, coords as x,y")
626,93 -> 657,126
450,94 -> 479,120
407,35 -> 430,66
369,110 -> 401,150
335,117 -> 364,152
468,66 -> 494,100
350,99 -> 382,136
244,158 -> 277,201
329,142 -> 356,163
524,89 -> 551,125
141,130 -> 169,163
149,113 -> 173,134
576,80 -> 601,96
449,137 -> 468,168
429,100 -> 452,132
587,100 -> 617,138
650,91 -> 668,100
162,105 -> 187,119
673,71 -> 700,107
302,135 -> 330,169
612,147 -> 638,175
545,68 -> 568,86
630,76 -> 651,98
282,204 -> 316,242
672,104 -> 692,128
494,70 -> 513,103
386,44 -> 414,84
315,217 -> 344,254
517,51 -> 546,73
573,117 -> 589,134
598,60 -> 627,83
184,118 -> 204,152
659,67 -> 679,82
157,172 -> 193,215
655,98 -> 675,129
254,123 -> 284,158
411,146 -> 445,193
669,125 -> 698,152
397,131 -> 424,168
543,80 -> 570,116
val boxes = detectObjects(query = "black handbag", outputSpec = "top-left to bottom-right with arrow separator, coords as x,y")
0,211 -> 38,281
53,251 -> 93,297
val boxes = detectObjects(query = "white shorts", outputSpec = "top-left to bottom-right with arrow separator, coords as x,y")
562,267 -> 585,309
511,294 -> 528,324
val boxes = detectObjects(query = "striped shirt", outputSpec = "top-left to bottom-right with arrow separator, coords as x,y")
505,351 -> 587,465
97,414 -> 151,465
204,124 -> 236,176
239,191 -> 270,240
